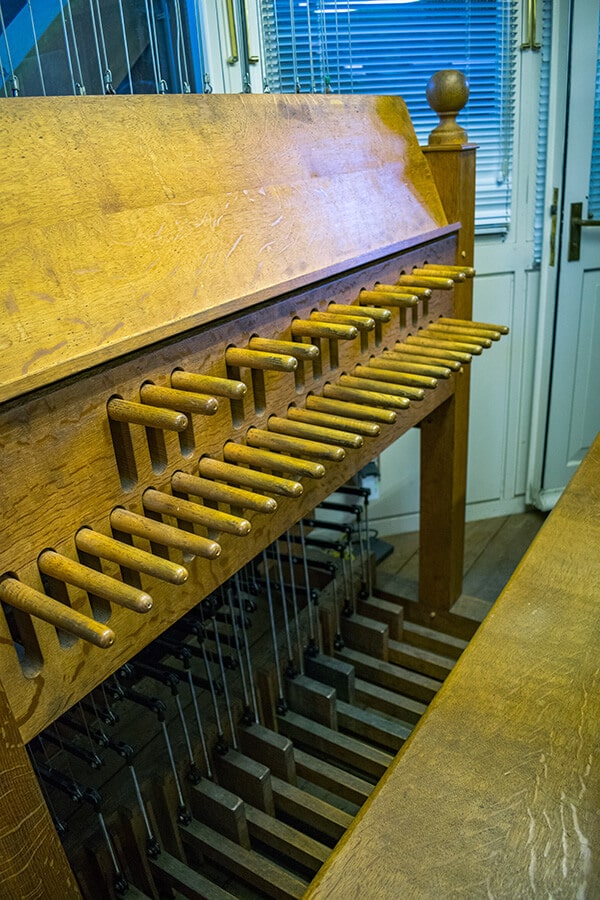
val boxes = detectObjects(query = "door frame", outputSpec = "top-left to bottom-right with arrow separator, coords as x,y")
527,0 -> 574,509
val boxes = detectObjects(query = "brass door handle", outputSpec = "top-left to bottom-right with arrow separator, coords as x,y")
568,202 -> 600,261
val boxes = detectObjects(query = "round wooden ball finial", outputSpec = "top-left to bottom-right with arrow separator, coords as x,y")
426,69 -> 470,145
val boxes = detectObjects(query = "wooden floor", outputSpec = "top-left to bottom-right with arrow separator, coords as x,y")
376,510 -> 548,616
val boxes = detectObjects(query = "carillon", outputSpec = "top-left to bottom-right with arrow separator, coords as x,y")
0,71 -> 508,898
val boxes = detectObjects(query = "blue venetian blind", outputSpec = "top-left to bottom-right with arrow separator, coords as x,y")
262,0 -> 518,232
588,8 -> 600,217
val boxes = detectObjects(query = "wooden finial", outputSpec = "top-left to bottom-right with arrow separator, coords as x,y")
426,69 -> 469,145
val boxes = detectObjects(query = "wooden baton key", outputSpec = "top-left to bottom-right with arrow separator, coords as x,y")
291,319 -> 358,341
323,383 -> 410,411
140,384 -> 219,415
411,266 -> 466,282
172,471 -> 278,514
389,344 -> 463,371
143,489 -> 251,537
37,549 -> 153,613
397,274 -> 454,289
107,397 -> 188,432
110,508 -> 221,559
225,347 -> 298,372
269,415 -> 363,449
359,290 -> 419,308
371,355 -> 451,378
0,576 -> 115,649
171,371 -> 248,399
223,442 -> 326,479
198,457 -> 304,498
75,528 -> 188,585
305,394 -> 396,425
326,304 -> 392,323
438,316 -> 509,335
346,370 -> 427,400
286,406 -> 381,437
247,427 -> 346,462
310,311 -> 375,332
249,337 -> 320,361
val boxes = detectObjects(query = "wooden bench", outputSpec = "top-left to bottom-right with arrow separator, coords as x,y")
307,433 -> 600,898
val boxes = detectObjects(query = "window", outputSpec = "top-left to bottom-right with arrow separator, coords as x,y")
261,0 -> 518,231
0,0 -> 204,96
1,0 -> 517,231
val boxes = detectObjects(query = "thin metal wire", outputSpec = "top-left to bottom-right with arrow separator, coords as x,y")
93,0 -> 109,71
58,0 -> 77,94
0,1 -> 16,95
143,0 -> 160,93
86,0 -> 104,92
27,1 -> 47,94
148,0 -> 167,92
65,0 -> 86,92
174,0 -> 191,91
116,0 -> 134,93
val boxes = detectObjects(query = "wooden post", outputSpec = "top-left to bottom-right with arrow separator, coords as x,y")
418,70 -> 476,621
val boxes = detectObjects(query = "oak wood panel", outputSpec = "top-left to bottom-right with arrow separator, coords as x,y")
307,434 -> 600,899
0,239 -> 465,743
0,93 -> 448,403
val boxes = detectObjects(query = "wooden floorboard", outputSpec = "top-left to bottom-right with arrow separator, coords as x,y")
376,511 -> 547,608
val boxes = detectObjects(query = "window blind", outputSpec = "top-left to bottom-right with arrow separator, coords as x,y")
533,0 -> 552,265
588,7 -> 600,217
262,0 -> 518,232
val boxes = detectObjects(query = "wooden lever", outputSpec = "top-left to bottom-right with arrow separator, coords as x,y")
374,283 -> 432,298
269,415 -> 363,449
430,323 -> 500,342
404,336 -> 473,363
37,550 -> 153,613
424,325 -> 491,349
172,471 -> 278,514
107,397 -> 188,432
75,528 -> 188,585
287,406 -> 380,437
345,371 -> 426,400
140,384 -> 219,415
389,344 -> 462,371
291,319 -> 357,340
223,442 -> 326,479
110,508 -> 221,559
198,457 -> 303,498
171,371 -> 248,399
248,337 -> 320,360
417,331 -> 483,354
326,304 -> 392,323
306,394 -> 396,425
225,347 -> 297,372
0,577 -> 115,649
365,360 -> 442,386
247,427 -> 346,462
411,266 -> 466,282
422,263 -> 475,277
397,274 -> 454,289
359,290 -> 419,307
143,489 -> 251,537
381,352 -> 452,378
310,311 -> 375,332
438,316 -> 509,335
323,383 -> 410,411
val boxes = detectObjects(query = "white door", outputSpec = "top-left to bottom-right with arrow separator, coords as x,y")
541,0 -> 600,497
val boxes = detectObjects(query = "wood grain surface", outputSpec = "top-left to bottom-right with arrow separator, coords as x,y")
0,93 -> 448,403
307,433 -> 600,899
